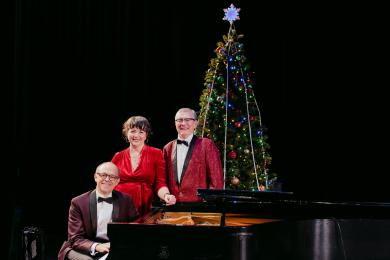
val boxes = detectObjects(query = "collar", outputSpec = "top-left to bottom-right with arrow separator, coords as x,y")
96,190 -> 113,200
177,133 -> 193,144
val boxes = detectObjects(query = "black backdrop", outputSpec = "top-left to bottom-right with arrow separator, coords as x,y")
7,0 -> 389,256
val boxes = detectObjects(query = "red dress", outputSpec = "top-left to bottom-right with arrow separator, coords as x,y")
111,145 -> 167,216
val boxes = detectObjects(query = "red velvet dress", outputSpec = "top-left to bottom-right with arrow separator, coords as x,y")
111,145 -> 167,216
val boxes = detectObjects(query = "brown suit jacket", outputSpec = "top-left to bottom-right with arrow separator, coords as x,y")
163,136 -> 224,202
58,189 -> 138,260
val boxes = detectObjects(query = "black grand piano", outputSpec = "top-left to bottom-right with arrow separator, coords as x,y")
108,189 -> 390,260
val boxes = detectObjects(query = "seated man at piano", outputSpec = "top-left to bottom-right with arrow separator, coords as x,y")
58,162 -> 138,260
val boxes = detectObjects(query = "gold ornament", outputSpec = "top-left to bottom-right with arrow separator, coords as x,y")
231,176 -> 240,186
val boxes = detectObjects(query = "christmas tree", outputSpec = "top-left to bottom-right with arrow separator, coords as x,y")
195,4 -> 276,191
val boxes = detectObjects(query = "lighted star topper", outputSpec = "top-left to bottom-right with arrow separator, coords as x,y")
223,4 -> 240,24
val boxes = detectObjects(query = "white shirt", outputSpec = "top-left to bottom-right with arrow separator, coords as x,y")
91,191 -> 113,259
176,134 -> 193,181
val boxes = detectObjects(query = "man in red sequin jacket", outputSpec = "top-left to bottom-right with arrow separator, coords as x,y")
163,108 -> 224,202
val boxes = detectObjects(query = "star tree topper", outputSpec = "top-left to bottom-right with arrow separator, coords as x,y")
223,4 -> 240,24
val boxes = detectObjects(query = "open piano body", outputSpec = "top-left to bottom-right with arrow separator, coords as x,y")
108,189 -> 390,260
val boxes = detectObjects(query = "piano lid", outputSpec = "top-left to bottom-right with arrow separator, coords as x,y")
197,188 -> 390,218
197,188 -> 294,203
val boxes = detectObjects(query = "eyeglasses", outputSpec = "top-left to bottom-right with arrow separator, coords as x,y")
96,172 -> 120,181
175,118 -> 196,123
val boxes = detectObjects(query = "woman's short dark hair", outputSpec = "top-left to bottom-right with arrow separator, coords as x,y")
122,116 -> 151,140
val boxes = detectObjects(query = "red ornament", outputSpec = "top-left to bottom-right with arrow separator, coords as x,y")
235,121 -> 241,128
229,151 -> 237,159
249,115 -> 256,121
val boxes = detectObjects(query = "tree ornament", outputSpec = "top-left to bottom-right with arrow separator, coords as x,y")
217,47 -> 226,55
217,76 -> 224,84
217,95 -> 224,102
229,151 -> 237,159
231,176 -> 240,186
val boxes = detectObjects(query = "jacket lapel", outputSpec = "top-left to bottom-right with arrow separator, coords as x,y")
89,190 -> 97,238
172,143 -> 179,185
111,190 -> 120,221
180,136 -> 197,183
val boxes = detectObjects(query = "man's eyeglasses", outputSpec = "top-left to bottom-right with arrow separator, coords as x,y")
96,172 -> 120,181
175,118 -> 196,123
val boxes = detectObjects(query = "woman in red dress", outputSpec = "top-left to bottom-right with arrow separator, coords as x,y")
111,116 -> 176,216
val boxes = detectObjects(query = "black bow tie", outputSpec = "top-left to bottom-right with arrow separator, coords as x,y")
177,139 -> 188,146
98,197 -> 113,204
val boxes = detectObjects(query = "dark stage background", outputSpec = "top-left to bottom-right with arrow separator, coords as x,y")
7,0 -> 388,258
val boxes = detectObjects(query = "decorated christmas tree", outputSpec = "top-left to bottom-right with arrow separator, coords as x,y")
195,4 -> 276,191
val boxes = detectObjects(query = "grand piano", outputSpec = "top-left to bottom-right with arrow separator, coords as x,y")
108,189 -> 390,260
